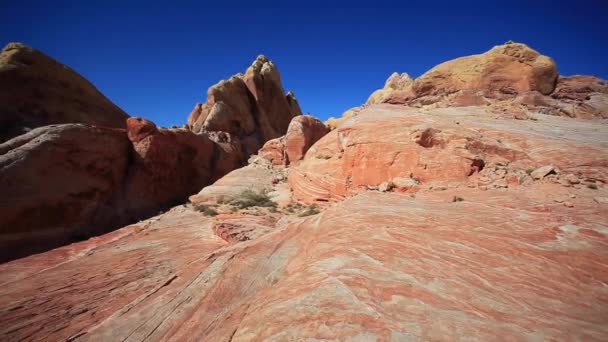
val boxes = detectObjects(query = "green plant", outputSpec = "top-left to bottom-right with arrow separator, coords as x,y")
230,189 -> 277,209
452,196 -> 464,202
193,204 -> 218,216
588,183 -> 599,190
298,204 -> 320,217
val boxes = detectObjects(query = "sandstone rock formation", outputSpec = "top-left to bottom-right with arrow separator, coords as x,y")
1,167 -> 607,340
259,115 -> 330,165
0,43 -> 128,142
289,104 -> 607,202
1,43 -> 608,341
187,55 -> 302,162
0,119 -> 226,261
325,106 -> 363,130
0,124 -> 130,261
0,50 -> 303,261
366,72 -> 413,104
412,41 -> 558,99
363,41 -> 608,119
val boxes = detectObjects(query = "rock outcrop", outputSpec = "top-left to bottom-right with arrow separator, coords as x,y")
0,50 -> 304,261
0,43 -> 128,142
412,41 -> 558,100
187,55 -> 302,163
0,124 -> 131,261
366,72 -> 414,104
0,119 -> 224,261
259,115 -> 330,165
289,104 -> 607,202
364,41 -> 608,119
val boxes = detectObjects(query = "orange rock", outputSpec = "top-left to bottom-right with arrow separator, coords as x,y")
289,104 -> 607,203
284,115 -> 330,164
259,115 -> 330,166
412,41 -> 557,100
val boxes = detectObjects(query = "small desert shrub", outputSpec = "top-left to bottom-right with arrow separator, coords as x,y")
525,169 -> 534,175
193,204 -> 218,216
452,196 -> 464,202
298,204 -> 320,217
588,183 -> 599,190
231,189 -> 277,209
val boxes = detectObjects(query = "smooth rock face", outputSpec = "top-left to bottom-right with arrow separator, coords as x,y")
1,183 -> 607,341
412,41 -> 557,99
123,118 -> 216,220
259,115 -> 330,165
289,104 -> 608,203
0,118 -> 224,261
186,55 -> 302,161
0,43 -> 128,142
0,124 -> 131,261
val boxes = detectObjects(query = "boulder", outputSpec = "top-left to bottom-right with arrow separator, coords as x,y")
284,115 -> 330,164
259,115 -> 330,166
0,43 -> 128,142
411,41 -> 558,101
531,165 -> 558,180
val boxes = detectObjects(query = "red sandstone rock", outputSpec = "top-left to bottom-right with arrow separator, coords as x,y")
259,115 -> 330,166
0,43 -> 128,142
289,104 -> 608,203
258,137 -> 286,165
126,116 -> 158,142
1,182 -> 607,340
284,115 -> 330,164
0,124 -> 130,261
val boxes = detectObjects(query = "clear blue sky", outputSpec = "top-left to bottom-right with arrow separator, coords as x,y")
2,0 -> 607,126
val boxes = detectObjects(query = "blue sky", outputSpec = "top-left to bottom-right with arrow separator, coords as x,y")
2,0 -> 607,126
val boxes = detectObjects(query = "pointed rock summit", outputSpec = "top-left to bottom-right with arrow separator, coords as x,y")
187,54 -> 302,149
0,42 -> 128,142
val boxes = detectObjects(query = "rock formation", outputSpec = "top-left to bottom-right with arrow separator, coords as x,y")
0,51 -> 303,261
187,55 -> 303,165
259,115 -> 330,165
366,72 -> 414,104
360,41 -> 608,119
288,104 -> 607,203
412,41 -> 558,99
1,42 -> 608,341
0,43 -> 128,142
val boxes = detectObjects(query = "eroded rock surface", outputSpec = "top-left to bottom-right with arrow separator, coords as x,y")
187,55 -> 302,162
290,104 -> 608,202
0,43 -> 128,142
1,180 -> 607,340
